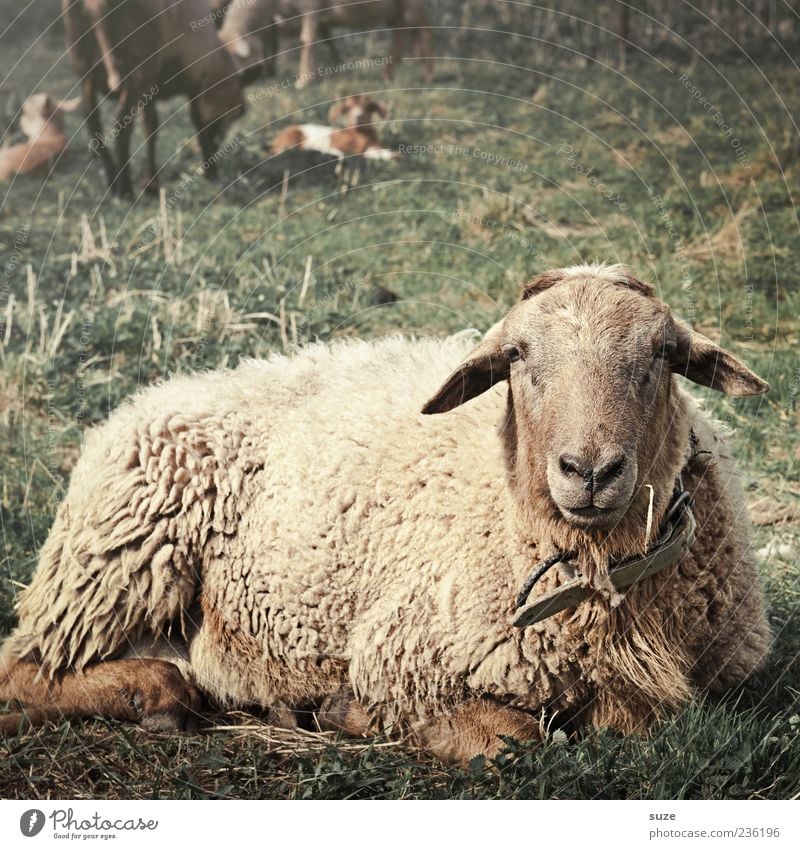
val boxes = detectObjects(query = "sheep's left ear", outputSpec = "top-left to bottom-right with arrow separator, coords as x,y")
370,102 -> 387,120
422,322 -> 509,414
671,320 -> 769,396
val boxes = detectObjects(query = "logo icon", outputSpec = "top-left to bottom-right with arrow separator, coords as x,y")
20,810 -> 45,837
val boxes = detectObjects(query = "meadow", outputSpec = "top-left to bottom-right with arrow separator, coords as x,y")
0,1 -> 798,799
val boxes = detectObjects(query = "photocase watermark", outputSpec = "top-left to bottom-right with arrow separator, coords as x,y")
88,84 -> 158,154
743,279 -> 755,340
787,365 -> 800,414
649,191 -> 695,322
20,809 -> 45,837
452,209 -> 540,256
1,222 -> 29,342
75,307 -> 94,427
248,56 -> 392,104
399,142 -> 529,174
19,806 -> 159,837
556,144 -> 630,213
678,74 -> 751,168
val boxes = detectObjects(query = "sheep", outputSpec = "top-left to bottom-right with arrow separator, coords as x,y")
0,263 -> 772,764
271,93 -> 396,160
218,1 -> 433,85
63,0 -> 245,198
0,93 -> 81,182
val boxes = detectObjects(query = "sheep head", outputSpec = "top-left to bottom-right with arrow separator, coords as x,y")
329,94 -> 388,128
422,263 -> 768,550
19,93 -> 80,140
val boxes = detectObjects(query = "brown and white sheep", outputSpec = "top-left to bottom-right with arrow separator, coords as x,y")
218,0 -> 433,85
0,93 -> 81,182
0,263 -> 771,764
63,0 -> 245,198
271,93 -> 396,159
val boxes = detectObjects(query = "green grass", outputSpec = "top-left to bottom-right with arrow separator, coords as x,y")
1,2 -> 799,799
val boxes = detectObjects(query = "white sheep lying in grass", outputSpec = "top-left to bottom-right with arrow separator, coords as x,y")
0,263 -> 772,764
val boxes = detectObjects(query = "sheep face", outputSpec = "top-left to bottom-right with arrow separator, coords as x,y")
423,264 -> 769,541
19,93 -> 80,139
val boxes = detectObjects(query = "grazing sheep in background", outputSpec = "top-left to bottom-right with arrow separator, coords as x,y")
0,264 -> 771,764
63,0 -> 244,198
0,93 -> 81,182
218,0 -> 434,85
271,93 -> 396,160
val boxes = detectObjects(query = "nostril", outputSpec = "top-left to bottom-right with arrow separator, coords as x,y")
595,455 -> 626,485
559,454 -> 586,478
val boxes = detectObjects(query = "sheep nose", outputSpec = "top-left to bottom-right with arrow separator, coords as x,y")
558,452 -> 627,493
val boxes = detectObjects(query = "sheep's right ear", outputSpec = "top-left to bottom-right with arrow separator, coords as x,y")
671,320 -> 769,396
328,102 -> 343,123
422,323 -> 509,414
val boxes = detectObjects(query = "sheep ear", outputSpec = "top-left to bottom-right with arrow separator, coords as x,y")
329,102 -> 343,122
422,323 -> 509,414
520,269 -> 565,300
371,102 -> 387,119
671,320 -> 769,396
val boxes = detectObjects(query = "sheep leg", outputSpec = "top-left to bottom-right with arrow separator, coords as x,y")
415,699 -> 542,765
297,13 -> 317,87
414,23 -> 435,81
0,658 -> 202,735
140,99 -> 160,195
190,102 -> 222,178
385,28 -> 406,79
92,19 -> 122,93
319,22 -> 341,65
81,77 -> 117,189
112,87 -> 134,198
262,20 -> 279,76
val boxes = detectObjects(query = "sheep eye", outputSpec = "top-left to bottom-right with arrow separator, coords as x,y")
503,345 -> 521,363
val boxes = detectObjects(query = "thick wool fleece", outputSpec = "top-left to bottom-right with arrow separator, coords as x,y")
3,333 -> 770,735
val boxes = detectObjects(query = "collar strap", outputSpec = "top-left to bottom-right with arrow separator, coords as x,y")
513,486 -> 696,629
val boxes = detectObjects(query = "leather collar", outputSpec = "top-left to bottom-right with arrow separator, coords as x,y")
513,484 -> 696,629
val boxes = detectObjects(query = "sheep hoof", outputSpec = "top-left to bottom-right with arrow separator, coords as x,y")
316,686 -> 372,737
125,661 -> 203,732
264,699 -> 297,730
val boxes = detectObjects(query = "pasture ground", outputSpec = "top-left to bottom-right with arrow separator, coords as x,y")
1,4 -> 799,799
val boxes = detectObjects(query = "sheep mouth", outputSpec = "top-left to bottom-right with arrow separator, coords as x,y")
558,504 -> 626,529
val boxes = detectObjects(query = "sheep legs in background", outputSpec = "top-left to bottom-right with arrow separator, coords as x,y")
82,77 -> 116,191
0,658 -> 202,735
140,99 -> 160,195
112,87 -> 135,199
190,101 -> 226,178
297,13 -> 318,86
